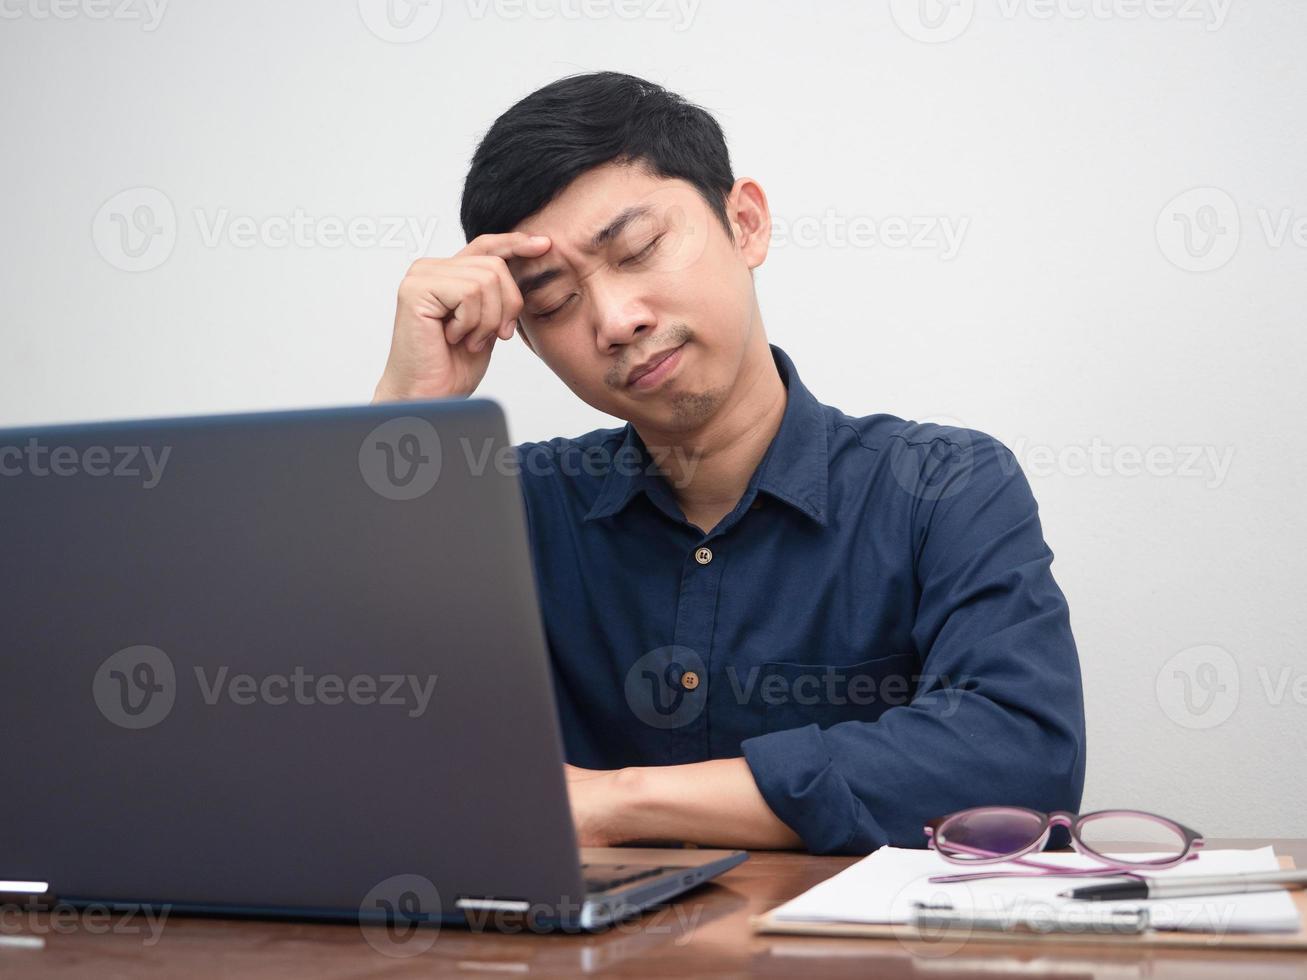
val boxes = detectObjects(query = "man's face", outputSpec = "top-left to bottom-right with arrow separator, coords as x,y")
508,161 -> 769,433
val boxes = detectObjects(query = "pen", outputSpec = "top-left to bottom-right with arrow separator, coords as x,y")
911,906 -> 1151,934
1061,869 -> 1307,902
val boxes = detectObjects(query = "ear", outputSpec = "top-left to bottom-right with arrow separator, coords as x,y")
726,177 -> 771,272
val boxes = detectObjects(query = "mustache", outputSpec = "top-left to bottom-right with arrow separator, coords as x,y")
608,325 -> 692,388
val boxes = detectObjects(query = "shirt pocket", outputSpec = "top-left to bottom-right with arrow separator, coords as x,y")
759,650 -> 920,735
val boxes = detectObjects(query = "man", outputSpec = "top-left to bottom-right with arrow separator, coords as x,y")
374,71 -> 1086,855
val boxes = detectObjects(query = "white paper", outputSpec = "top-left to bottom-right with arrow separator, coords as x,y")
770,846 -> 1301,933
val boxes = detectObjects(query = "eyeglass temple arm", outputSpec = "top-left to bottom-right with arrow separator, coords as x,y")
928,851 -> 1200,884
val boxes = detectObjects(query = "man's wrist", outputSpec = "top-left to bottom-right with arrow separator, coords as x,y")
609,765 -> 703,846
607,759 -> 805,850
609,766 -> 656,843
372,375 -> 465,403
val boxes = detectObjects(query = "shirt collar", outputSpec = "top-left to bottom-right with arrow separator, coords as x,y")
583,343 -> 829,527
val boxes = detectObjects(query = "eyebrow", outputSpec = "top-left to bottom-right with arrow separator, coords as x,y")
515,204 -> 655,299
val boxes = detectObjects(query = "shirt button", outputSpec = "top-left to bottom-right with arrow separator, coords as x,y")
680,670 -> 700,691
694,547 -> 713,565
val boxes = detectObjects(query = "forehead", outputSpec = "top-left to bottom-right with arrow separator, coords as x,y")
509,162 -> 695,267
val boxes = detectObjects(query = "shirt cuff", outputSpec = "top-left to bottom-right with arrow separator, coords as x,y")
740,723 -> 888,855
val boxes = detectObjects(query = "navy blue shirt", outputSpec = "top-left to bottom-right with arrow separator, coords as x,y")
513,344 -> 1086,855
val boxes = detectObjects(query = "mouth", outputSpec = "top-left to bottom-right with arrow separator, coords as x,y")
626,343 -> 686,391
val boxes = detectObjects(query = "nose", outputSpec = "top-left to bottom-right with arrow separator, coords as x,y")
588,274 -> 655,355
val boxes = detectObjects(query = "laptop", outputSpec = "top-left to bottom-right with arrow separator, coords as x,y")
0,398 -> 747,932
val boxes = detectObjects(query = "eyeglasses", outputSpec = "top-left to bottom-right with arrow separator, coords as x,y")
923,806 -> 1205,884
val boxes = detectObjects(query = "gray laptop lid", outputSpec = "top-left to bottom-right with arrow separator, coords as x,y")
0,399 -> 588,921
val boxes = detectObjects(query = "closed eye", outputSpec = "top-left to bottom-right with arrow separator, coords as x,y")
531,235 -> 663,319
532,295 -> 575,321
620,234 -> 663,267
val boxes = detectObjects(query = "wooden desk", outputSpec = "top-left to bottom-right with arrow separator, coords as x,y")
2,839 -> 1304,978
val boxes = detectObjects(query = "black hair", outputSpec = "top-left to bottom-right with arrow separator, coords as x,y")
460,71 -> 736,245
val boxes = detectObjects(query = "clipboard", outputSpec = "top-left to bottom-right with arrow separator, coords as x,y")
750,855 -> 1307,951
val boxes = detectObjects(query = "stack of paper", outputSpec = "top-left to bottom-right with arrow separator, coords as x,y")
769,847 -> 1301,934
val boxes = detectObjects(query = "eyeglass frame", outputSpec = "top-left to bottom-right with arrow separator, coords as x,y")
922,806 -> 1205,884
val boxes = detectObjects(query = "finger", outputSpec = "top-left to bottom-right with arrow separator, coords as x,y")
443,275 -> 483,347
465,265 -> 504,352
458,231 -> 552,262
405,289 -> 452,323
463,256 -> 524,346
399,268 -> 465,328
490,260 -> 525,340
431,269 -> 502,348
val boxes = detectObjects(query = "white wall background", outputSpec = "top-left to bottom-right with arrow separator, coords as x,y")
2,1 -> 1304,836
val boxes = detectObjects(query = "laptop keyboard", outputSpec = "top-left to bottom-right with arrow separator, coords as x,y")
580,863 -> 669,894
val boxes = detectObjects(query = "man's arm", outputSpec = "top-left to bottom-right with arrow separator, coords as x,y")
566,431 -> 1086,855
743,430 -> 1086,853
564,759 -> 802,849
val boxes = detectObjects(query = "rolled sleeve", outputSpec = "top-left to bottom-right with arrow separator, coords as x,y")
741,722 -> 889,854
